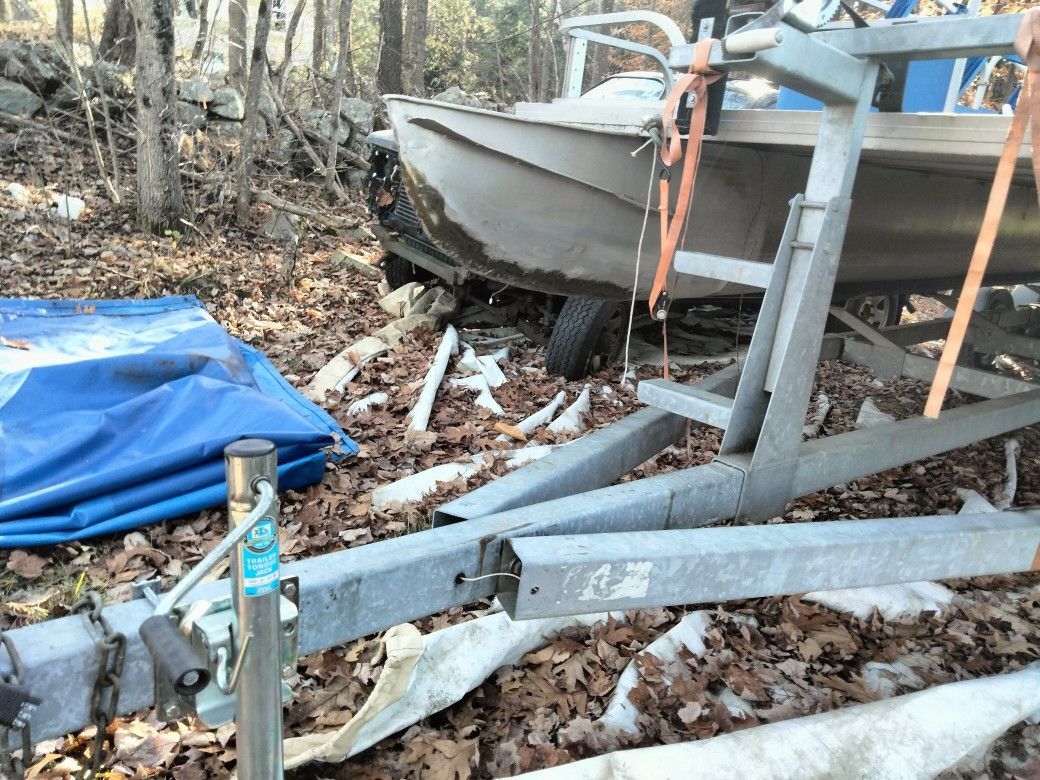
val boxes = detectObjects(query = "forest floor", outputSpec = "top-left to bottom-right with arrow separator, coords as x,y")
3,120 -> 1040,779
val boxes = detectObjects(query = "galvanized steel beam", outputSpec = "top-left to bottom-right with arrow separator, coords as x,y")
814,14 -> 1025,60
499,510 -> 1040,618
3,464 -> 743,743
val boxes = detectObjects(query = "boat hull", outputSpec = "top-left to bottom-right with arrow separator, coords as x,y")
386,96 -> 1040,300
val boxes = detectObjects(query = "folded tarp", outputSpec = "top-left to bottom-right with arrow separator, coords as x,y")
0,296 -> 355,547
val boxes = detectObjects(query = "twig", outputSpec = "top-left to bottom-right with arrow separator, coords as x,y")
0,110 -> 84,144
301,123 -> 370,170
254,189 -> 361,229
75,0 -> 123,202
263,67 -> 348,199
275,0 -> 307,80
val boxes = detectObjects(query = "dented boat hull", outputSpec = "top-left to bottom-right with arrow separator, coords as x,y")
385,96 -> 1040,300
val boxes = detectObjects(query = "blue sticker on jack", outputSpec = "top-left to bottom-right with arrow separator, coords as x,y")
241,517 -> 279,597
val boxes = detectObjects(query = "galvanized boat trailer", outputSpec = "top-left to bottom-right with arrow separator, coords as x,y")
4,9 -> 1039,778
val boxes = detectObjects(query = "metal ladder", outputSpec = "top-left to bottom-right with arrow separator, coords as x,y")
637,50 -> 879,518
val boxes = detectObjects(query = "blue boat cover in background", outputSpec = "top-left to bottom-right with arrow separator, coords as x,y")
0,296 -> 355,547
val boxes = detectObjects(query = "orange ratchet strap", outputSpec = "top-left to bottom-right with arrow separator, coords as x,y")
924,8 -> 1040,418
647,38 -> 721,320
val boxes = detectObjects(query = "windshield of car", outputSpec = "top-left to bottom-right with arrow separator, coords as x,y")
582,75 -> 666,101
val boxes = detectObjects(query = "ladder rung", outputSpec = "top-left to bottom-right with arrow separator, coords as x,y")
672,251 -> 774,289
800,200 -> 828,210
789,240 -> 816,250
638,379 -> 733,429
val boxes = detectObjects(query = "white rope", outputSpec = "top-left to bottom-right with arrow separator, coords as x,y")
457,572 -> 521,582
620,145 -> 659,388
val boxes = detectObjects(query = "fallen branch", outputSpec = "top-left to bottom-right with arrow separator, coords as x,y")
253,190 -> 361,230
263,68 -> 348,200
0,110 -> 84,145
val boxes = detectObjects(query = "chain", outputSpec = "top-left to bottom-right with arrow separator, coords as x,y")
0,633 -> 31,780
71,591 -> 126,780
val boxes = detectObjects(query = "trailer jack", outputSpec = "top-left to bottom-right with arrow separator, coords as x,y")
138,440 -> 297,780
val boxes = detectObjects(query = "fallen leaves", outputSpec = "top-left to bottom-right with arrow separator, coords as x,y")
6,549 -> 47,579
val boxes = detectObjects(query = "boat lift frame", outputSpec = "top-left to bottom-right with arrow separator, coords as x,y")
4,9 -> 1040,757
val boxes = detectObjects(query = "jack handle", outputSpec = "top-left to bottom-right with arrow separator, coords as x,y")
139,479 -> 277,697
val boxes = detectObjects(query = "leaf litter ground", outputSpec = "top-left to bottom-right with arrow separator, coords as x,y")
2,154 -> 1040,778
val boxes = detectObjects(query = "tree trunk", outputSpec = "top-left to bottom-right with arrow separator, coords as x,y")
402,0 -> 427,95
312,0 -> 326,72
324,0 -> 352,197
235,0 -> 274,224
539,0 -> 557,101
527,0 -> 541,101
56,0 -> 73,47
191,0 -> 210,61
228,0 -> 248,89
589,0 -> 613,84
100,0 -> 136,65
134,0 -> 183,234
375,0 -> 402,94
0,0 -> 9,22
276,0 -> 306,76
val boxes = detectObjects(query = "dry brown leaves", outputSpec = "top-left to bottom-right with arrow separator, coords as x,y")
3,93 -> 1040,779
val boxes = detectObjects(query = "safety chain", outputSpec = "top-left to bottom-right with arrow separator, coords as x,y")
71,591 -> 126,780
0,633 -> 32,780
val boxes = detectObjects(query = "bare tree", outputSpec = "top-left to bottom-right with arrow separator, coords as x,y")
539,0 -> 558,100
588,0 -> 613,84
191,0 -> 210,61
375,0 -> 402,94
527,0 -> 541,101
236,0 -> 275,224
324,0 -> 352,198
229,0 -> 248,89
402,0 -> 428,95
274,0 -> 307,79
312,0 -> 326,72
100,0 -> 136,65
134,0 -> 183,233
56,0 -> 73,48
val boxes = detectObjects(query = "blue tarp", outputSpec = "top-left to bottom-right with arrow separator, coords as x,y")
0,296 -> 355,547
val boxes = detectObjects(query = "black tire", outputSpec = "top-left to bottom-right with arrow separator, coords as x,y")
546,297 -> 625,380
382,253 -> 433,290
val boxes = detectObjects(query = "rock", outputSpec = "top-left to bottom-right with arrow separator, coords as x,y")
206,119 -> 244,143
50,83 -> 79,106
259,210 -> 302,241
300,108 -> 349,145
346,169 -> 368,190
50,193 -> 85,220
430,85 -> 498,111
178,77 -> 215,104
5,182 -> 29,203
0,41 -> 63,95
0,78 -> 42,116
339,97 -> 374,135
177,101 -> 207,132
209,86 -> 244,120
266,127 -> 296,165
88,61 -> 133,100
258,90 -> 277,125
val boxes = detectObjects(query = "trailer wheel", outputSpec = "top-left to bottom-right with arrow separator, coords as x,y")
383,253 -> 433,290
967,287 -> 1016,369
844,293 -> 902,329
546,297 -> 625,380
